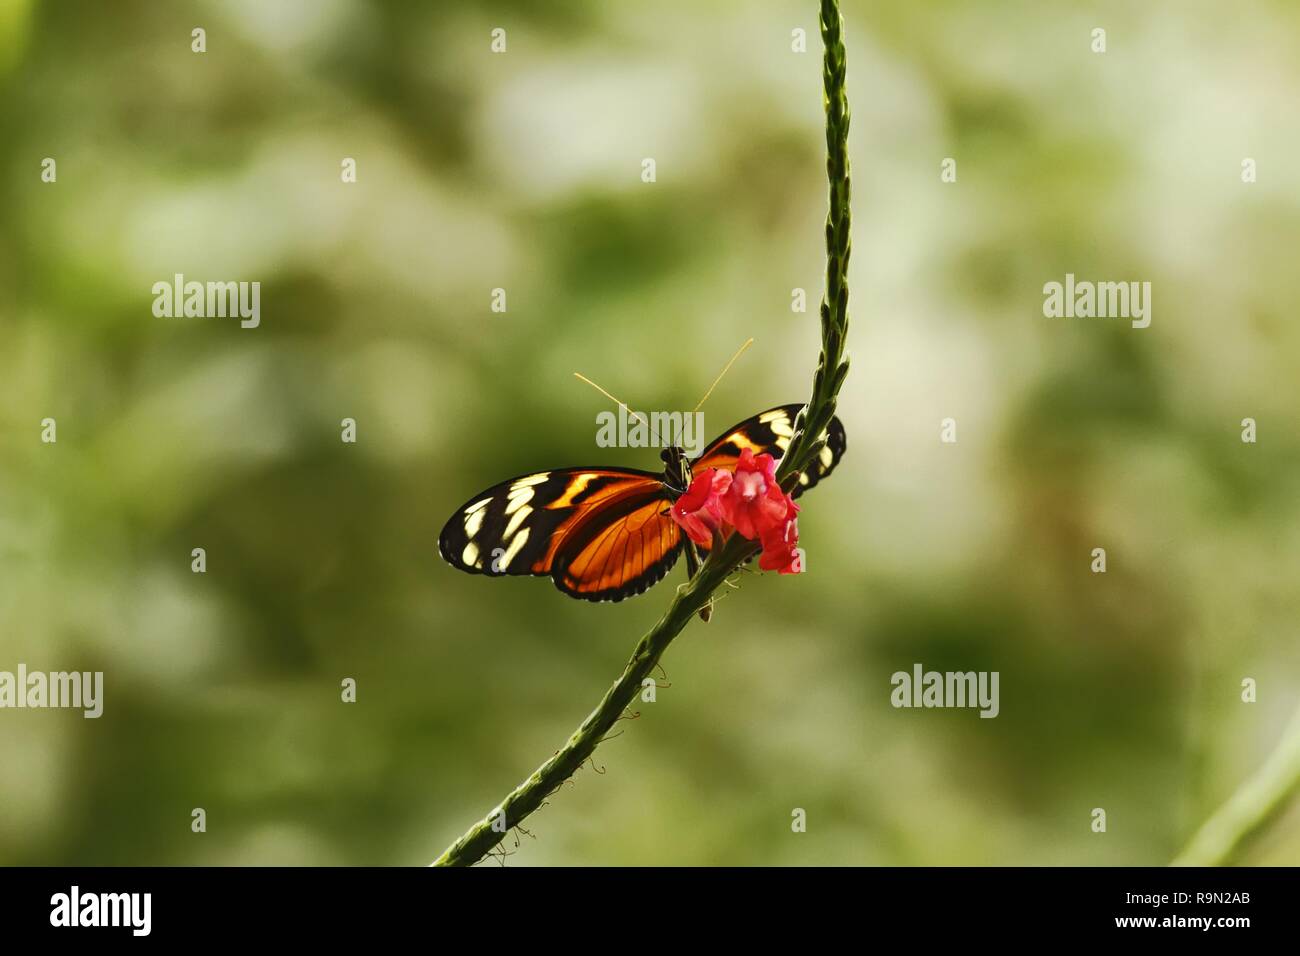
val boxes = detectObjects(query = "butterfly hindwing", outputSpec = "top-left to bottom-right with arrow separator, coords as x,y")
438,467 -> 684,602
692,403 -> 847,497
552,495 -> 686,601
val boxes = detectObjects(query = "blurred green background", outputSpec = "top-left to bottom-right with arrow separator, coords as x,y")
2,0 -> 1299,866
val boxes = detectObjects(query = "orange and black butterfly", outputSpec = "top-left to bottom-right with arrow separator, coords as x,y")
438,404 -> 846,603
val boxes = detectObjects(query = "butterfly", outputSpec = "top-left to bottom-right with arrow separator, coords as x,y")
438,404 -> 847,603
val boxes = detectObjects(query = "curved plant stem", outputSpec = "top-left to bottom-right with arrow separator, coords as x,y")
1171,701 -> 1300,866
432,0 -> 852,867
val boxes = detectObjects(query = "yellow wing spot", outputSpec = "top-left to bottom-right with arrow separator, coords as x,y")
770,419 -> 794,439
503,503 -> 532,540
775,436 -> 791,453
548,472 -> 600,509
464,507 -> 487,539
505,487 -> 535,514
798,472 -> 810,486
498,527 -> 530,570
464,497 -> 492,515
819,445 -> 835,470
461,542 -> 480,566
758,409 -> 789,424
511,473 -> 550,490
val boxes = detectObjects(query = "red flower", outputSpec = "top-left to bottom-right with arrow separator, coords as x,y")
670,468 -> 733,546
671,447 -> 806,576
759,512 -> 803,574
719,448 -> 794,540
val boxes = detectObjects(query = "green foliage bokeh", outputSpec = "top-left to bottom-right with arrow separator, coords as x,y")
1,0 -> 1298,865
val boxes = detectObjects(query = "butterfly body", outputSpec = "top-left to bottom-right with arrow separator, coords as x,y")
438,405 -> 846,603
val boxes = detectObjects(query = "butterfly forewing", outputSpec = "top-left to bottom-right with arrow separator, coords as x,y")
692,404 -> 847,496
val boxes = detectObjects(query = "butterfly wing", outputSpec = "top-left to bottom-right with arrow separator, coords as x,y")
693,403 -> 847,497
438,467 -> 685,603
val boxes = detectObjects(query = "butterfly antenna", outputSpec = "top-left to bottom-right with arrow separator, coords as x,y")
573,372 -> 665,447
693,338 -> 754,413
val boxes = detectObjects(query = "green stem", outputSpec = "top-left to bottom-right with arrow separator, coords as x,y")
432,0 -> 852,867
780,0 -> 851,489
431,534 -> 755,867
1171,700 -> 1300,866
